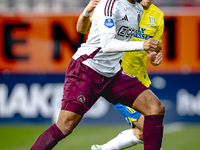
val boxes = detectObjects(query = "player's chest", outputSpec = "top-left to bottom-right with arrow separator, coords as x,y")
116,10 -> 142,40
139,15 -> 158,37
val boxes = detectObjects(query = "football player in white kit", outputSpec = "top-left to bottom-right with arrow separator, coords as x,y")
31,0 -> 165,150
77,0 -> 164,150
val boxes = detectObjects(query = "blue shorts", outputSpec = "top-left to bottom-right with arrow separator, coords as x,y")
112,103 -> 141,128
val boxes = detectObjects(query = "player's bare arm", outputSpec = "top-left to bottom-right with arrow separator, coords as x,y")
76,0 -> 100,34
143,38 -> 161,52
147,51 -> 163,66
147,42 -> 163,66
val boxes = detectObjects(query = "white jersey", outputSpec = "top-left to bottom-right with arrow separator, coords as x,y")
73,0 -> 143,77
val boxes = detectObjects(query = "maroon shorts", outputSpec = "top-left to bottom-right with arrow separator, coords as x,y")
61,56 -> 148,116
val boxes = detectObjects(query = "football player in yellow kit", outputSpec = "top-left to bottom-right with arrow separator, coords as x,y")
76,0 -> 164,149
122,0 -> 164,88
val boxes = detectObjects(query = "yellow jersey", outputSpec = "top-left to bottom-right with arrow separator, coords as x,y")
121,4 -> 164,87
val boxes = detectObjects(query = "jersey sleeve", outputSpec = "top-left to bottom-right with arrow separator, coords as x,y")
96,0 -> 118,37
94,0 -> 144,53
153,12 -> 164,43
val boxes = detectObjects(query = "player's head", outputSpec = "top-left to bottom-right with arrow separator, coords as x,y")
135,0 -> 142,3
140,0 -> 154,10
130,0 -> 142,3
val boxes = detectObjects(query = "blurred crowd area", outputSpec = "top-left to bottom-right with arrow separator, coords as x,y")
0,0 -> 200,12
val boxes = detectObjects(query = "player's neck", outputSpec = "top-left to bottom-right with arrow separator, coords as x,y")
140,2 -> 152,10
142,6 -> 150,10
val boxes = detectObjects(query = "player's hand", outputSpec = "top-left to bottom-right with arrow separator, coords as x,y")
147,51 -> 163,66
143,38 -> 161,52
85,0 -> 101,13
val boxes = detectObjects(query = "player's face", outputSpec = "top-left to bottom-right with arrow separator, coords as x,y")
140,0 -> 154,9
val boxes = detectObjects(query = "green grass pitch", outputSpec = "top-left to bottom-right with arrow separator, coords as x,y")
0,123 -> 200,150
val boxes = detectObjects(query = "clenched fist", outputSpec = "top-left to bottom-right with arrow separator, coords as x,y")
143,38 -> 161,52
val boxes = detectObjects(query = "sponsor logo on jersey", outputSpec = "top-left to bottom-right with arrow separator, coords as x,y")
118,26 -> 135,38
104,18 -> 114,28
122,15 -> 128,21
133,31 -> 153,40
149,16 -> 156,26
133,27 -> 153,40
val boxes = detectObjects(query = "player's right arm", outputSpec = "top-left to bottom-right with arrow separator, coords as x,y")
80,0 -> 160,53
76,0 -> 100,34
97,1 -> 160,53
101,35 -> 161,53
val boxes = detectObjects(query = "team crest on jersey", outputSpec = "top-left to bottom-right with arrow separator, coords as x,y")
149,16 -> 156,26
77,95 -> 86,103
104,18 -> 114,28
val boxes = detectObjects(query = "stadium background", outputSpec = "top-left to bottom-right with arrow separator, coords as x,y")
0,0 -> 200,149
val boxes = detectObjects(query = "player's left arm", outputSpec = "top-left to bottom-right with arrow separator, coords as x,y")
148,13 -> 164,66
76,0 -> 100,34
147,48 -> 162,66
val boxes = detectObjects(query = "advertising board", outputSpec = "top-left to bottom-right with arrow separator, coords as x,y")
0,9 -> 200,124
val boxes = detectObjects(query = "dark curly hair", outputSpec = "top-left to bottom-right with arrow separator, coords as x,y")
136,0 -> 142,2
130,0 -> 142,3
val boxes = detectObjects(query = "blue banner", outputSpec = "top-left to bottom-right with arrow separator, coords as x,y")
0,73 -> 200,124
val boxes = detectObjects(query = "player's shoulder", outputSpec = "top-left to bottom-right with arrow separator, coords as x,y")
99,0 -> 120,7
136,2 -> 144,13
97,0 -> 120,15
149,4 -> 164,17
